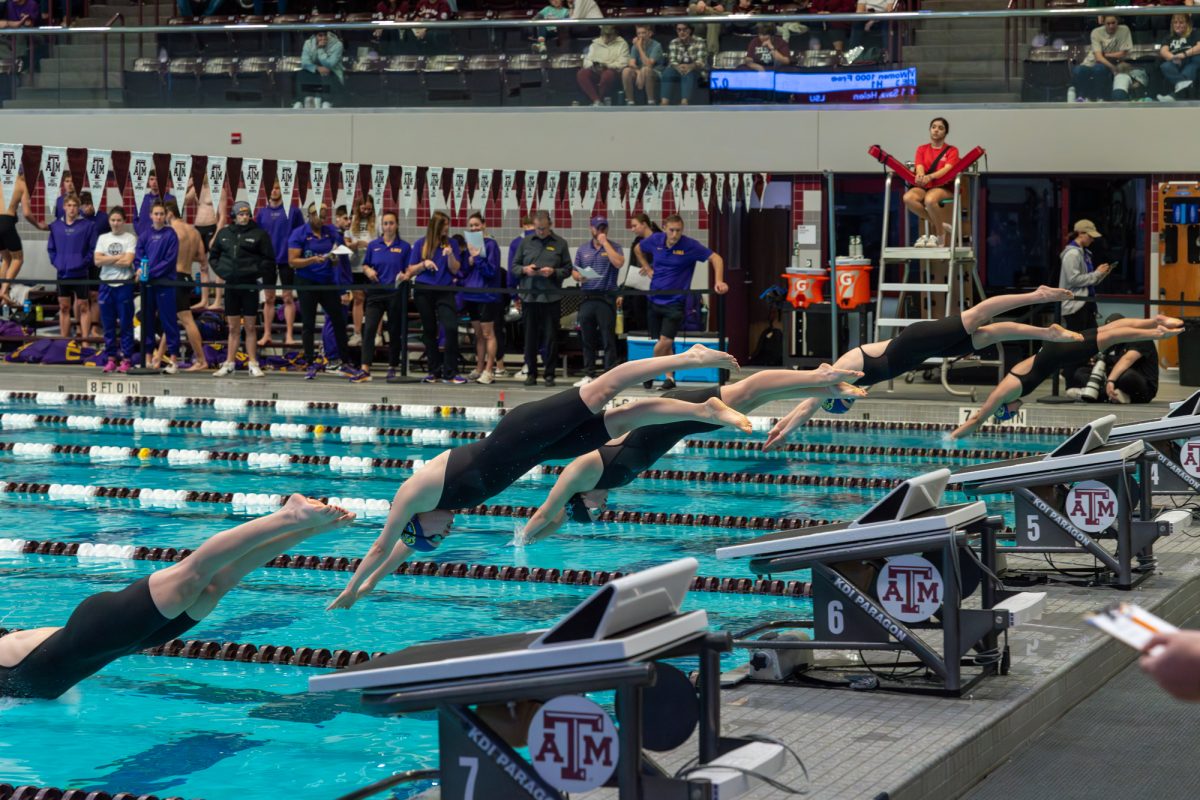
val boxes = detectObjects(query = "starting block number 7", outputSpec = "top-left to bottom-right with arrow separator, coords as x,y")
959,406 -> 1027,427
459,756 -> 479,799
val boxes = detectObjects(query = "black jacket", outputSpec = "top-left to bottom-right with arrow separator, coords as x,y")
209,221 -> 275,282
509,231 -> 572,303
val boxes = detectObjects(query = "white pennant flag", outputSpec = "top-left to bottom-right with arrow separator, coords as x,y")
338,163 -> 359,211
129,152 -> 155,216
39,146 -> 66,218
426,166 -> 444,211
205,155 -> 227,208
398,166 -> 417,216
682,173 -> 697,212
567,171 -> 582,212
240,157 -> 263,206
743,172 -> 755,210
540,171 -> 560,214
606,172 -> 622,214
0,144 -> 23,201
308,161 -> 329,209
642,173 -> 660,219
524,171 -> 539,212
276,160 -> 298,207
584,172 -> 600,215
169,154 -> 192,198
472,169 -> 493,214
699,173 -> 711,211
627,173 -> 642,214
671,173 -> 684,213
451,167 -> 469,212
729,173 -> 741,210
371,165 -> 390,216
86,149 -> 113,199
715,173 -> 726,212
500,170 -> 517,213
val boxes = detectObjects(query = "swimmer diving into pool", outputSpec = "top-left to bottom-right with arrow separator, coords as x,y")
0,496 -> 354,699
763,285 -> 1082,450
952,315 -> 1182,440
516,366 -> 869,544
327,346 -> 856,610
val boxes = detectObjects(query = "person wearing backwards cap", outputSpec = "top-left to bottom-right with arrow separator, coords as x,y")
572,215 -> 623,386
1058,219 -> 1113,333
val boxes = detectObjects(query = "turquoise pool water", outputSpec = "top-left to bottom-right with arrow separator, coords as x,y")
0,396 -> 1059,798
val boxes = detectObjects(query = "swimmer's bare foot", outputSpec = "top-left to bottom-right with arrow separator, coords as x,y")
257,336 -> 274,348
283,339 -> 299,347
814,362 -> 865,384
703,396 -> 753,433
280,493 -> 343,529
1151,325 -> 1182,340
1156,314 -> 1185,330
1033,285 -> 1074,303
686,344 -> 740,372
184,361 -> 209,372
831,382 -> 868,399
1045,324 -> 1084,343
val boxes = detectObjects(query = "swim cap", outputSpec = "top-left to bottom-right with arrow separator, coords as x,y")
400,516 -> 444,552
993,403 -> 1018,422
821,398 -> 855,414
566,493 -> 601,524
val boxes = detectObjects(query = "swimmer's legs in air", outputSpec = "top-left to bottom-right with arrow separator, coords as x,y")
576,344 -> 739,413
958,285 -> 1073,333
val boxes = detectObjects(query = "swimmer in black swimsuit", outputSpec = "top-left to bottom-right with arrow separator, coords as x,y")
0,496 -> 353,699
518,366 -> 869,543
0,173 -> 40,307
328,346 -> 859,609
953,315 -> 1183,439
764,285 -> 1084,450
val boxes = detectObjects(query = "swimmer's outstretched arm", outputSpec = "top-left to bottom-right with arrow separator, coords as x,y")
327,457 -> 446,610
951,375 -> 1022,440
524,451 -> 606,545
763,398 -> 821,451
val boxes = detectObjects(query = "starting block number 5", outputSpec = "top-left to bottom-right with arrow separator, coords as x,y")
1026,514 -> 1041,542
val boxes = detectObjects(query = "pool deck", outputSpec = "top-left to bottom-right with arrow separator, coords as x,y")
3,362 -> 1199,799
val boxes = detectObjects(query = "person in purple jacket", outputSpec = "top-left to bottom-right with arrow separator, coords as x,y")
133,173 -> 176,240
407,210 -> 465,384
4,0 -> 41,28
634,214 -> 728,391
359,211 -> 412,382
255,180 -> 306,348
287,202 -> 367,383
134,202 -> 181,373
461,212 -> 502,384
47,195 -> 97,340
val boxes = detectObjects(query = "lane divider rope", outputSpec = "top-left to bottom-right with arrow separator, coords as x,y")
0,784 -> 190,800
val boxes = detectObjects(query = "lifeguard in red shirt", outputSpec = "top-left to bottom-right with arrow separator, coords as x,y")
902,117 -> 959,247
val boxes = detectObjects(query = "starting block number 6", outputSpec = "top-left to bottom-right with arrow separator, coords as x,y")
459,756 -> 479,799
828,600 -> 845,635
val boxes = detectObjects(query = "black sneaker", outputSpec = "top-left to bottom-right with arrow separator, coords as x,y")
642,379 -> 654,390
524,375 -> 537,387
544,376 -> 556,387
658,378 -> 677,391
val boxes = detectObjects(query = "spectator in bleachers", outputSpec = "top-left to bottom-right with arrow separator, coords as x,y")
408,210 -> 465,384
849,0 -> 897,57
289,202 -> 365,382
412,0 -> 452,21
134,172 -> 176,240
727,0 -> 764,36
531,0 -> 570,53
578,25 -> 630,106
635,214 -> 727,391
622,24 -> 665,105
184,172 -> 226,310
210,201 -> 273,379
47,195 -> 96,341
513,210 -> 571,387
809,0 -> 855,56
297,30 -> 344,109
1127,0 -> 1184,41
256,180 -> 304,348
662,22 -> 709,105
686,0 -> 726,56
136,202 -> 181,373
345,195 -> 377,347
744,23 -> 791,70
53,171 -> 76,221
461,212 -> 501,384
4,0 -> 41,28
570,0 -> 604,21
1072,15 -> 1132,101
573,215 -> 622,386
1157,13 -> 1199,100
359,211 -> 411,382
94,207 -> 137,375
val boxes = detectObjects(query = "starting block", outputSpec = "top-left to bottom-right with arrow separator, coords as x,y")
311,559 -> 790,800
1108,390 -> 1200,502
717,469 -> 1045,696
952,415 -> 1177,590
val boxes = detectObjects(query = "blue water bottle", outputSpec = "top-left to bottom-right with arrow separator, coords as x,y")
22,298 -> 32,318
139,257 -> 150,283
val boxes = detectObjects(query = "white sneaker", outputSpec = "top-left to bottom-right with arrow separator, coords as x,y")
477,370 -> 494,384
1066,387 -> 1083,399
161,357 -> 178,375
1113,388 -> 1131,404
248,361 -> 265,378
492,366 -> 509,378
467,369 -> 482,381
292,100 -> 303,109
1158,94 -> 1177,102
321,100 -> 332,109
1176,79 -> 1193,94
348,333 -> 362,347
213,361 -> 236,377
844,45 -> 864,65
573,375 -> 593,387
518,365 -> 529,377
914,235 -> 931,248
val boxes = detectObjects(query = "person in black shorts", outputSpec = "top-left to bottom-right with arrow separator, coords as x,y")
953,315 -> 1182,439
518,365 -> 867,542
765,285 -> 1083,448
1069,314 -> 1161,404
209,200 -> 276,378
0,496 -> 354,700
328,345 -> 756,609
0,173 -> 37,308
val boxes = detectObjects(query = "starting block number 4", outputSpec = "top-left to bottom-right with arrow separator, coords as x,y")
959,406 -> 1027,427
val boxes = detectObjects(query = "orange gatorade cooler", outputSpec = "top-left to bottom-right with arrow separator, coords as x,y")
833,257 -> 872,310
781,269 -> 828,309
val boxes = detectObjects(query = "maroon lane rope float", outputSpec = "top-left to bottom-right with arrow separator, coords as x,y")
0,785 -> 189,800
